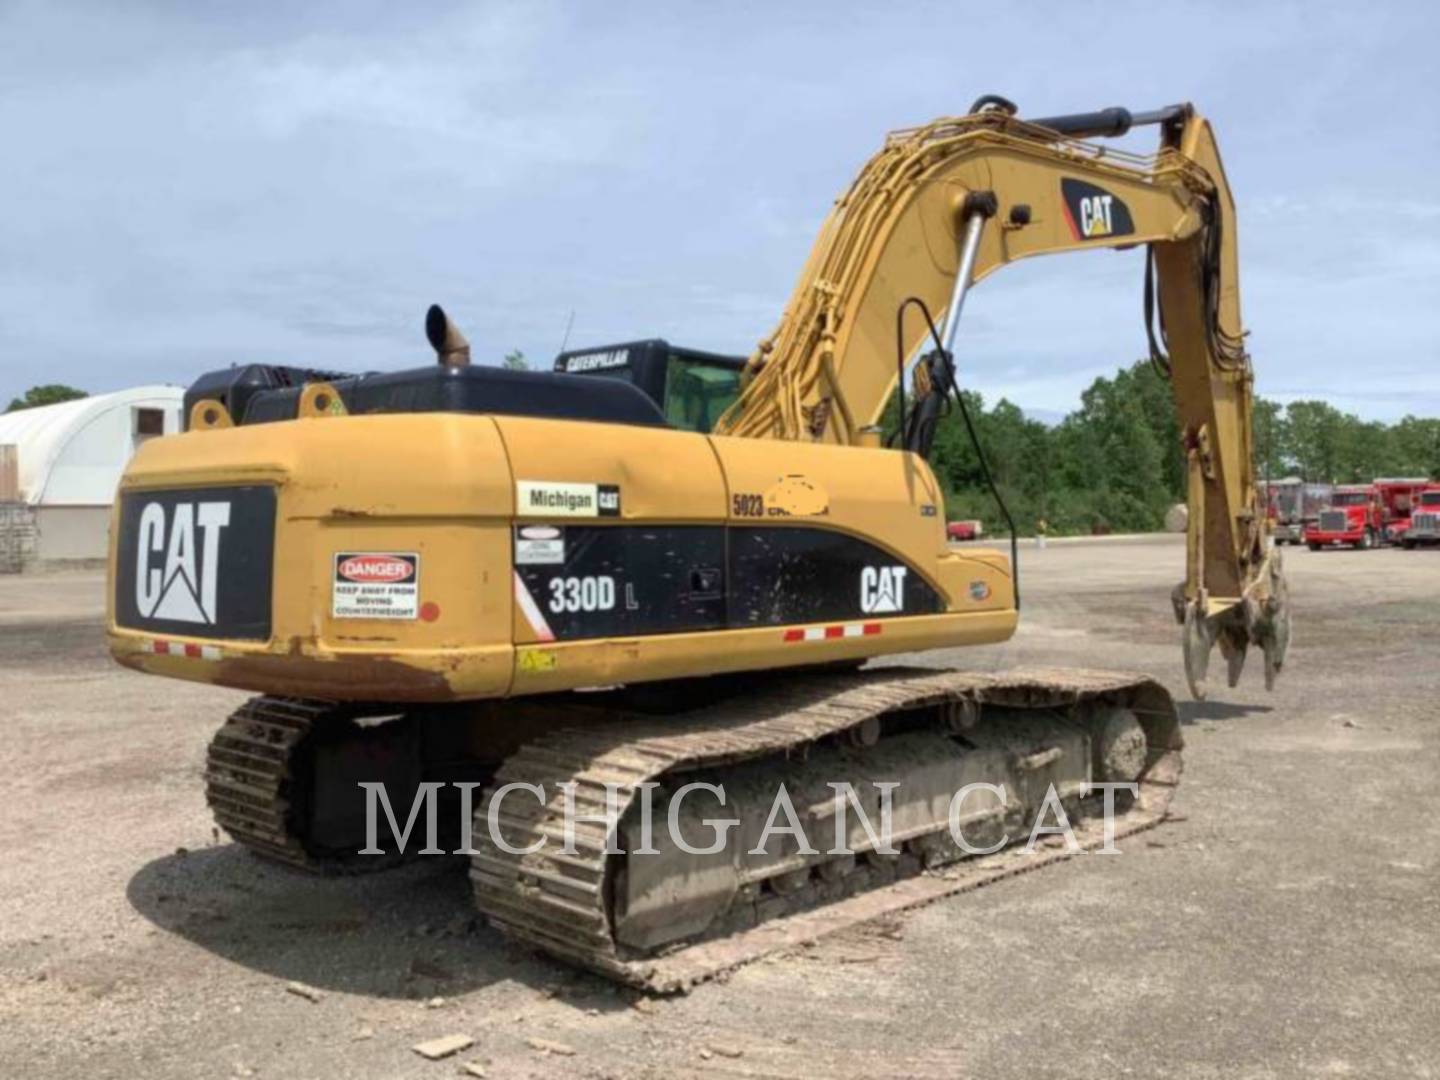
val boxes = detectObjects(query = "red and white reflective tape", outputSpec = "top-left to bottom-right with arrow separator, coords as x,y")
513,571 -> 556,643
782,622 -> 882,643
147,639 -> 222,661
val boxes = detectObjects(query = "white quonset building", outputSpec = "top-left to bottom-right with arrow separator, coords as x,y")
0,387 -> 184,570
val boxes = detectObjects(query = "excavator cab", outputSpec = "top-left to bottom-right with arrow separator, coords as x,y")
555,340 -> 746,433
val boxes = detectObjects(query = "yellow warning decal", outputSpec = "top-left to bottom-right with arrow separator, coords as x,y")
517,648 -> 559,672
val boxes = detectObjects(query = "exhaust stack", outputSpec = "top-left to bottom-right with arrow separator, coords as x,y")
426,304 -> 471,369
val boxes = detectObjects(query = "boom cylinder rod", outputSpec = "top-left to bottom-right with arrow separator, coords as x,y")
939,208 -> 988,356
901,196 -> 991,383
934,198 -> 1019,608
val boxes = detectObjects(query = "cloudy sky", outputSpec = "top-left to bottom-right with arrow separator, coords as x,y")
2,1 -> 1436,420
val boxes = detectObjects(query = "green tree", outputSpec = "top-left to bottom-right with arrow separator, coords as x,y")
503,350 -> 528,371
1116,362 -> 1185,500
1253,397 -> 1288,481
1282,400 -> 1345,481
6,384 -> 87,412
1391,416 -> 1440,477
1279,400 -> 1429,483
1339,417 -> 1396,480
1058,366 -> 1172,531
1099,398 -> 1167,530
909,359 -> 1435,538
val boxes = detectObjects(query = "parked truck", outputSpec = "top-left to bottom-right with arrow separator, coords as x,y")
1401,484 -> 1440,549
1374,478 -> 1430,545
1306,484 -> 1383,550
1261,476 -> 1333,545
1305,479 -> 1428,550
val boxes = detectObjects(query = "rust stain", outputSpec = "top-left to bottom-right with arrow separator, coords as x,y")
113,630 -> 457,702
211,640 -> 455,702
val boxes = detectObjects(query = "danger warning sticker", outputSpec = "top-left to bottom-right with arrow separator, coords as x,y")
332,552 -> 419,620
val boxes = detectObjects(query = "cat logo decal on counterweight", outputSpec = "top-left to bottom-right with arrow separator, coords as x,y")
116,484 -> 274,641
1060,178 -> 1135,241
135,501 -> 231,623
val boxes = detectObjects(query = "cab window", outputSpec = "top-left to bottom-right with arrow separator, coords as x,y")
662,355 -> 742,433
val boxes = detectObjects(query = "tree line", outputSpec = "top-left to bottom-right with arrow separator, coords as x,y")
5,384 -> 88,412
9,369 -> 1435,539
929,362 -> 1440,537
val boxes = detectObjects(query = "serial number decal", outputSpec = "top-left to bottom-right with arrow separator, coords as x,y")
732,493 -> 764,518
547,575 -> 616,614
733,475 -> 830,519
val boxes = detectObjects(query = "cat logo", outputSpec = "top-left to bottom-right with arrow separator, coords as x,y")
1060,178 -> 1135,242
135,501 -> 231,624
1079,193 -> 1115,237
860,565 -> 907,614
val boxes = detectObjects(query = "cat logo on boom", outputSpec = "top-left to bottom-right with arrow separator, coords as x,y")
1060,178 -> 1135,242
1079,193 -> 1114,237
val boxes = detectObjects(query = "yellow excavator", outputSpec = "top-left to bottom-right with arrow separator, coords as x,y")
107,96 -> 1290,990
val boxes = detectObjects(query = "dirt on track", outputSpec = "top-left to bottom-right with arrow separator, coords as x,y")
1,541 -> 1437,1079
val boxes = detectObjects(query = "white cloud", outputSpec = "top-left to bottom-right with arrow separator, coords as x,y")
0,1 -> 1437,422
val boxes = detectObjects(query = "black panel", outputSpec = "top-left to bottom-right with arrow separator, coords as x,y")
515,525 -> 726,639
183,364 -> 352,432
236,365 -> 669,429
114,486 -> 275,640
187,340 -> 742,432
515,524 -> 940,642
729,527 -> 942,627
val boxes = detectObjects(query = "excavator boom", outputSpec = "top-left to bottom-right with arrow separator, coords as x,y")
717,97 -> 1289,697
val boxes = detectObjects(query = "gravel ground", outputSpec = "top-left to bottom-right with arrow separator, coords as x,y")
1,540 -> 1437,1079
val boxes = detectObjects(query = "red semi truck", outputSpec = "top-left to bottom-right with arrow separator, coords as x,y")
1305,484 -> 1383,550
1305,478 -> 1428,550
1402,485 -> 1440,549
1374,478 -> 1429,545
